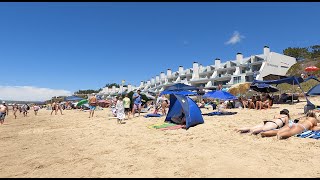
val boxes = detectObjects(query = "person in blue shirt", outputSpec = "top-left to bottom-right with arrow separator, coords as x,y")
131,89 -> 142,117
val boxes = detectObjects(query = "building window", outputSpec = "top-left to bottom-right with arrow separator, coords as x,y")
233,76 -> 241,84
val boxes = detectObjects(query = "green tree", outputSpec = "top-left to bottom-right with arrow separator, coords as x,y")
105,83 -> 120,88
310,45 -> 320,59
105,83 -> 128,88
74,89 -> 100,94
283,47 -> 310,61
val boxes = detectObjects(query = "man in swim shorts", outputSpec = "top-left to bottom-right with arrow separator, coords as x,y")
131,90 -> 142,117
89,93 -> 97,118
0,101 -> 9,125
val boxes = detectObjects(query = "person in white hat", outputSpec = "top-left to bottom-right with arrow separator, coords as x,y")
0,101 -> 9,125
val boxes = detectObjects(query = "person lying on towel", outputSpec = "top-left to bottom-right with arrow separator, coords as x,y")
260,109 -> 320,139
235,109 -> 290,135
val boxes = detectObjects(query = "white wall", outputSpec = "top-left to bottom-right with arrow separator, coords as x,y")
257,52 -> 296,80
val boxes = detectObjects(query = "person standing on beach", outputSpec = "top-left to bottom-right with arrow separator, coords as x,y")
131,90 -> 142,117
89,93 -> 98,118
33,104 -> 40,116
12,103 -> 19,119
116,96 -> 125,124
51,101 -> 57,115
21,104 -> 29,117
123,94 -> 131,119
57,101 -> 64,115
0,101 -> 9,125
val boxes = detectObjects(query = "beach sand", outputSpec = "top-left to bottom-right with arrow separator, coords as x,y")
1,97 -> 320,178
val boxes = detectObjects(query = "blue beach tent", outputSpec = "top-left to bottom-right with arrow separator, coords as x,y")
165,94 -> 204,130
307,84 -> 320,96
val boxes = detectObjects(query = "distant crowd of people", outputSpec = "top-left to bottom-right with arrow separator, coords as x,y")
196,93 -> 274,112
0,101 -> 43,125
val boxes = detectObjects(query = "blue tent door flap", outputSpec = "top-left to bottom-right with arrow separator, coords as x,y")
165,94 -> 204,129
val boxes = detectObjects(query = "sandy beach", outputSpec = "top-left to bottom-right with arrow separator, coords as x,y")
1,97 -> 320,178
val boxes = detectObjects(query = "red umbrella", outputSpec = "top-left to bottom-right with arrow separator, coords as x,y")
305,66 -> 320,72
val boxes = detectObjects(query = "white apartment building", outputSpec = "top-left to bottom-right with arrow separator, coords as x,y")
100,46 -> 296,95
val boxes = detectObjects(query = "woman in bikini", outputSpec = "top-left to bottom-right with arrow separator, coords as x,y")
261,110 -> 320,138
276,110 -> 320,140
236,109 -> 290,135
248,96 -> 256,109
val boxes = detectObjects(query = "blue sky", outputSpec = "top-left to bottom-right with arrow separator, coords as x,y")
1,2 -> 320,101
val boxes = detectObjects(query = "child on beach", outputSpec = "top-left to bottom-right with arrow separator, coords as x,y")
123,94 -> 131,119
116,96 -> 125,124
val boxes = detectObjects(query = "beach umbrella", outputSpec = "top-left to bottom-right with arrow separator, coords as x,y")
76,99 -> 88,107
305,66 -> 320,72
164,83 -> 199,91
203,90 -> 237,100
250,83 -> 279,93
160,90 -> 197,96
228,82 -> 251,96
65,96 -> 84,101
307,84 -> 320,96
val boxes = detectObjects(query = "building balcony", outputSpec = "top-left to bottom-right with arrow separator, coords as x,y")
210,74 -> 232,81
189,77 -> 210,84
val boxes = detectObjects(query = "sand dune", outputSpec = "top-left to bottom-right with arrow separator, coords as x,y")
1,97 -> 320,178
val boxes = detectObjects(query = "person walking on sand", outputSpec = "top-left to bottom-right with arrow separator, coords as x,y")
123,94 -> 131,119
89,93 -> 98,118
57,101 -> 64,115
51,101 -> 58,115
131,89 -> 142,117
33,104 -> 40,116
21,104 -> 29,117
0,101 -> 9,125
12,103 -> 19,119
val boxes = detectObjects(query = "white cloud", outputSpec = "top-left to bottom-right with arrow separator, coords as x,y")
225,31 -> 245,45
0,86 -> 72,101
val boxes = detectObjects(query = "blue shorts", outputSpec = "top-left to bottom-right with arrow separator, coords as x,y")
0,112 -> 6,120
133,104 -> 141,110
89,105 -> 96,111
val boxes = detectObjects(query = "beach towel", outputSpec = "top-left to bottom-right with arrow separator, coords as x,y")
204,111 -> 237,116
147,122 -> 177,129
159,125 -> 184,131
295,130 -> 320,140
144,113 -> 162,118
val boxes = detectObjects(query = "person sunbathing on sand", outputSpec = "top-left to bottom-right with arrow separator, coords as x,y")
260,110 -> 320,139
235,109 -> 290,135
